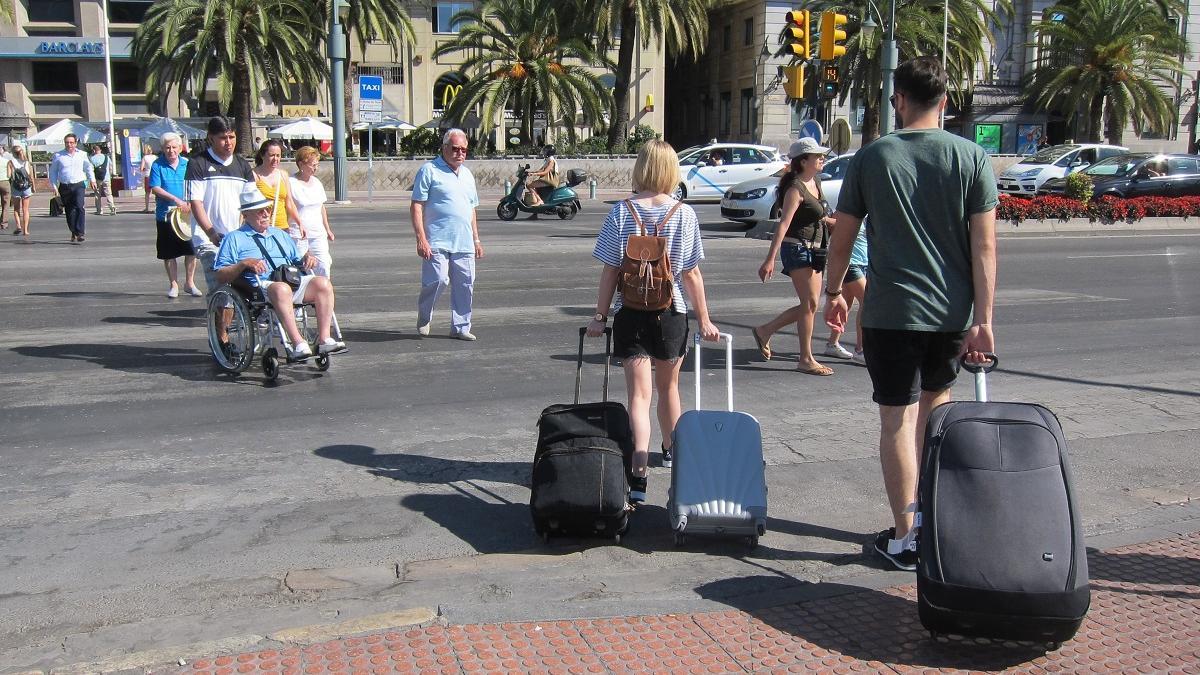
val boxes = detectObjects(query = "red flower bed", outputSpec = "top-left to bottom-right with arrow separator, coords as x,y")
997,193 -> 1200,223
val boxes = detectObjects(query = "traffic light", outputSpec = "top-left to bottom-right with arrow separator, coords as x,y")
822,65 -> 840,99
783,9 -> 811,60
819,11 -> 848,61
782,65 -> 806,99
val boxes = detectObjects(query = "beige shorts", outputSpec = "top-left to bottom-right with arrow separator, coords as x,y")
261,274 -> 317,305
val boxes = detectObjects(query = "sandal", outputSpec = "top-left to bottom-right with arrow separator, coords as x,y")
798,363 -> 835,376
752,327 -> 772,360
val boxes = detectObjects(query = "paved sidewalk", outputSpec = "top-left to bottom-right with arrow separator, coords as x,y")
174,532 -> 1199,674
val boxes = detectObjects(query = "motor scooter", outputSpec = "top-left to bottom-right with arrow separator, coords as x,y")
497,165 -> 586,220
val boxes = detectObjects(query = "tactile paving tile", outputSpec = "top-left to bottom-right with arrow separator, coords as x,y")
183,532 -> 1200,674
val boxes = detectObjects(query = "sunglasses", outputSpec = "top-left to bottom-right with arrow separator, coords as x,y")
448,146 -> 468,154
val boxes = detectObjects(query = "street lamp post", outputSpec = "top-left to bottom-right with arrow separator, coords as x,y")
878,0 -> 899,136
329,0 -> 350,203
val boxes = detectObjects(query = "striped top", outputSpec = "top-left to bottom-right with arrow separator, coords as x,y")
593,199 -> 704,314
185,149 -> 255,249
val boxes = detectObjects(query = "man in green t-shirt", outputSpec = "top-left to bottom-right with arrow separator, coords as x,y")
824,56 -> 998,572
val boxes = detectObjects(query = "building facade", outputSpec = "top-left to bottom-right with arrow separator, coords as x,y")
0,0 -> 664,151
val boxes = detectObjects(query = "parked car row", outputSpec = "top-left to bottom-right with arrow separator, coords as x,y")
707,139 -> 1200,229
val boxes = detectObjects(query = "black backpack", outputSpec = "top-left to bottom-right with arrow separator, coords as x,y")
94,156 -> 108,180
9,164 -> 30,192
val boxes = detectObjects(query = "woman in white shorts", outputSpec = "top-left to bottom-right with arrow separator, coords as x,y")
288,146 -> 335,277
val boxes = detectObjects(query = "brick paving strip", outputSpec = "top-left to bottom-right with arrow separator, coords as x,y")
179,533 -> 1199,674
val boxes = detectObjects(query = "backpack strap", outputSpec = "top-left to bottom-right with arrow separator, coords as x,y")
624,199 -> 683,237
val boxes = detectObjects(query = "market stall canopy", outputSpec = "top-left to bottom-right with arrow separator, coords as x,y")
267,117 -> 334,140
138,117 -> 206,142
26,119 -> 107,149
353,116 -> 417,131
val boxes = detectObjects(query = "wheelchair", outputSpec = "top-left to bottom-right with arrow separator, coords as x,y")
206,282 -> 343,381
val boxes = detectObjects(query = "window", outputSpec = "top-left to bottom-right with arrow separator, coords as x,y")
722,24 -> 731,51
731,147 -> 766,164
719,92 -> 731,137
432,1 -> 474,34
358,65 -> 404,85
111,61 -> 143,94
28,0 -> 74,22
34,101 -> 81,116
739,88 -> 754,135
1167,157 -> 1198,175
115,100 -> 150,115
743,18 -> 754,46
108,0 -> 153,23
31,62 -> 80,93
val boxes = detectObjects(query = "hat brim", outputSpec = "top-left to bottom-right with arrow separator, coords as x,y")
790,146 -> 831,158
168,207 -> 193,241
239,198 -> 272,212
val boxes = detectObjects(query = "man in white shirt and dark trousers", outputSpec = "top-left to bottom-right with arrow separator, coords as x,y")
48,133 -> 96,243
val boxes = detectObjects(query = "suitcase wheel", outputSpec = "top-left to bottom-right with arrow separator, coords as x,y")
1047,642 -> 1061,652
613,533 -> 621,545
674,532 -> 686,547
747,535 -> 758,549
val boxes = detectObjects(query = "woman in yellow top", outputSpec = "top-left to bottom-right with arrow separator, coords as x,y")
253,139 -> 304,236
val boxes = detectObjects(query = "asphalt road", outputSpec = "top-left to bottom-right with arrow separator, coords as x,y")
2,200 -> 1199,670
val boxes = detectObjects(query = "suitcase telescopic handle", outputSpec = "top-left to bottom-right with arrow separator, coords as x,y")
693,332 -> 735,412
576,326 -> 613,404
960,353 -> 999,403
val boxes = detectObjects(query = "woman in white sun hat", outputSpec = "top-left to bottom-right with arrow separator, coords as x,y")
750,137 -> 838,376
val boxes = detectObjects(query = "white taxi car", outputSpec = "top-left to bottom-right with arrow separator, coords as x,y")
720,152 -> 855,227
673,143 -> 787,200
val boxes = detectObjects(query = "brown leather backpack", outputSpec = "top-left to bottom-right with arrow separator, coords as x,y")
618,199 -> 683,311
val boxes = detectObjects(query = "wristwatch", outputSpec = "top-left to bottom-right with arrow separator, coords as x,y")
824,287 -> 843,297
593,313 -> 607,323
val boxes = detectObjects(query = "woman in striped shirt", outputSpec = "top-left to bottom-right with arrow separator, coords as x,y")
586,139 -> 720,504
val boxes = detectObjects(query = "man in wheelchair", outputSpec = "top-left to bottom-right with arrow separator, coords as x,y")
213,185 -> 346,360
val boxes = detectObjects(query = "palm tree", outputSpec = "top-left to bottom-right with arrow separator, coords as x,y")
1024,0 -> 1187,144
132,0 -> 327,154
807,0 -> 1008,143
318,0 -> 415,154
585,0 -> 712,151
0,0 -> 13,24
433,0 -> 614,148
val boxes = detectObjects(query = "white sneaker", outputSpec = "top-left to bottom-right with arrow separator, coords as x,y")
453,331 -> 477,341
288,342 -> 313,360
852,351 -> 866,365
417,323 -> 431,336
185,286 -> 203,297
318,338 -> 347,354
166,286 -> 179,299
824,342 -> 853,359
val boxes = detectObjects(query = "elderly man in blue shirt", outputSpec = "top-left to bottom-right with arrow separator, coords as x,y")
214,184 -> 346,360
410,128 -> 484,341
47,132 -> 97,243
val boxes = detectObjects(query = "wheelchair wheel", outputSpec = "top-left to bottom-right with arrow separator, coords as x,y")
262,348 -> 280,381
315,353 -> 330,371
207,285 -> 255,373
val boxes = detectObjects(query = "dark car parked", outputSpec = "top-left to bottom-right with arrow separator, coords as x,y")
1038,153 -> 1200,198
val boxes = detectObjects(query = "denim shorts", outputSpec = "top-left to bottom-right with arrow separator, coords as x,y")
780,242 -> 817,276
612,307 -> 689,361
845,264 -> 867,283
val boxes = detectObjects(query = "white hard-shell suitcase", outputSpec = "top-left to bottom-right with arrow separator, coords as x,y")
667,332 -> 768,547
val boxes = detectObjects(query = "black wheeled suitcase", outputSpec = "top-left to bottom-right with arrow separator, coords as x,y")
49,196 -> 63,217
916,355 -> 1089,646
530,327 -> 632,542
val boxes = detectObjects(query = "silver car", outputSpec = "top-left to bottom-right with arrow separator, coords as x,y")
720,152 -> 855,227
674,143 -> 788,200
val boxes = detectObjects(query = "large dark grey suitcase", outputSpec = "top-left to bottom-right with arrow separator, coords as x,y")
668,332 -> 767,547
530,327 -> 631,543
916,355 -> 1089,646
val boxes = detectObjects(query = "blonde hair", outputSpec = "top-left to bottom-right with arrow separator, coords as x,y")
631,139 -> 680,195
295,146 -> 320,165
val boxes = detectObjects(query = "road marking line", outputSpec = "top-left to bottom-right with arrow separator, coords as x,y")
1066,253 -> 1182,259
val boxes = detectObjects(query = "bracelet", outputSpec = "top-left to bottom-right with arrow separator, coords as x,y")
824,287 -> 843,297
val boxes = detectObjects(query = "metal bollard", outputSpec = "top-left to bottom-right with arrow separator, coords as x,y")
589,179 -> 597,200
504,179 -> 511,194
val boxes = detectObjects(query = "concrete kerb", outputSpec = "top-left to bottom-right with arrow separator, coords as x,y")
744,216 -> 1200,240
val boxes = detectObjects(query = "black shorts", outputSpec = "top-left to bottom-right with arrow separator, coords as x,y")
862,328 -> 967,406
612,307 -> 689,361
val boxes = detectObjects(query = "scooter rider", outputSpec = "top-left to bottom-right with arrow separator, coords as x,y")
525,145 -> 559,207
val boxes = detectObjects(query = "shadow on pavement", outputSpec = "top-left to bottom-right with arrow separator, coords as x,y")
11,343 -> 227,382
27,290 -> 145,299
338,328 -> 422,343
315,444 -> 529,486
1088,548 -> 1200,599
101,308 -> 206,327
696,575 -> 1048,669
400,490 -> 537,554
1000,367 -> 1200,398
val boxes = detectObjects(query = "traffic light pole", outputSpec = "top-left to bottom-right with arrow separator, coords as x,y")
329,1 -> 350,203
878,0 -> 899,136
